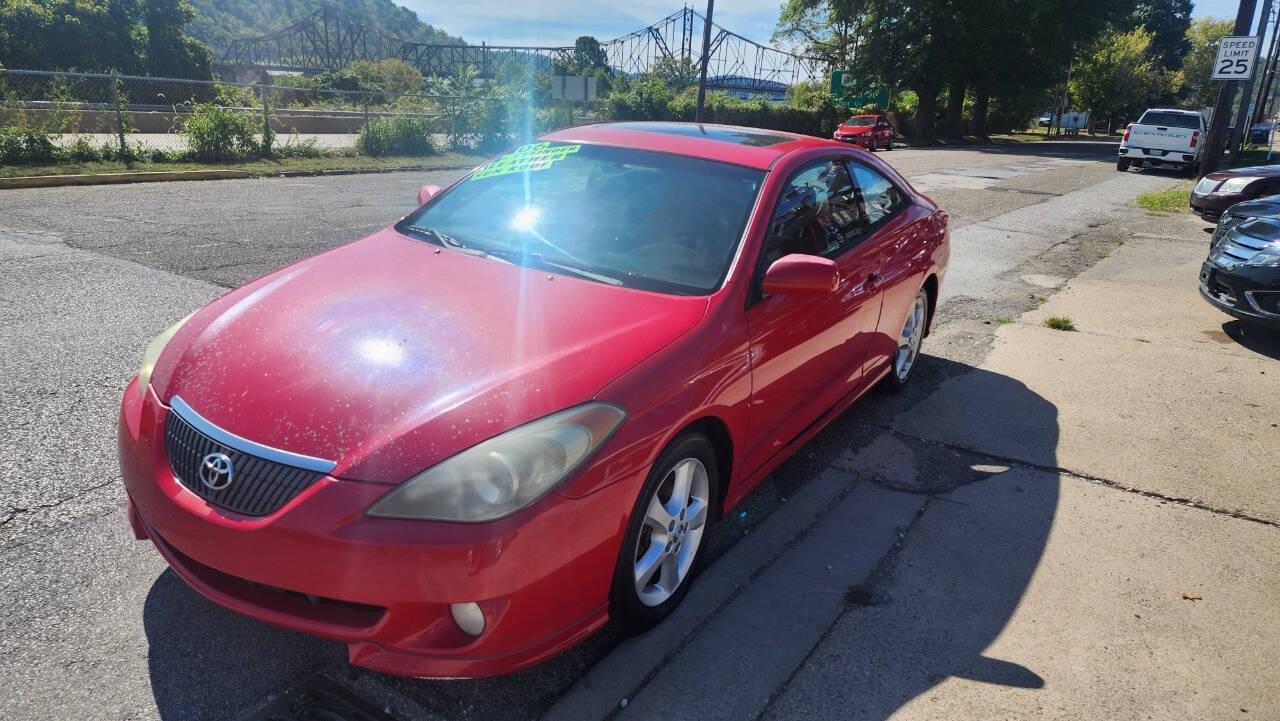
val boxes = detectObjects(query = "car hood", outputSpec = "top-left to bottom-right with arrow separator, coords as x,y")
837,125 -> 872,134
1206,165 -> 1280,183
1236,217 -> 1280,242
151,228 -> 709,483
1228,196 -> 1280,219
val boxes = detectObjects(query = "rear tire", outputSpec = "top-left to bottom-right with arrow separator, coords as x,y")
1117,158 -> 1131,171
609,433 -> 720,633
880,287 -> 930,393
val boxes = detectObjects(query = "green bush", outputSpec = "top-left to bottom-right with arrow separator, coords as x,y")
0,126 -> 60,165
181,104 -> 260,162
356,115 -> 435,156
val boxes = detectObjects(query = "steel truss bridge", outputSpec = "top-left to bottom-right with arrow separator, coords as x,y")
217,6 -> 820,95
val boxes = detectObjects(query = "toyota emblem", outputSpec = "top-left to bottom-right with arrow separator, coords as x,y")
199,452 -> 234,490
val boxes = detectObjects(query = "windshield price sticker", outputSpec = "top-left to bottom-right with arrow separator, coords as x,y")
472,142 -> 581,181
1213,36 -> 1260,79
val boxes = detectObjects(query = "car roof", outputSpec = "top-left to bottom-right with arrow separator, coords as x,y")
1143,108 -> 1200,114
540,122 -> 832,170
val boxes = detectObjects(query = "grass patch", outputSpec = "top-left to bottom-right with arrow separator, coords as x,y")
0,151 -> 486,179
1136,183 -> 1192,214
1043,315 -> 1077,331
995,317 -> 1015,325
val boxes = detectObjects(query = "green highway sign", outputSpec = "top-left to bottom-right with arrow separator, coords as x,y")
831,71 -> 890,108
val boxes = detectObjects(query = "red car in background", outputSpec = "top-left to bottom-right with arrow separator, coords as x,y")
119,121 -> 949,678
833,114 -> 896,151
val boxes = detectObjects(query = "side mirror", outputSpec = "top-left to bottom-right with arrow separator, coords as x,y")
417,184 -> 442,205
762,254 -> 839,296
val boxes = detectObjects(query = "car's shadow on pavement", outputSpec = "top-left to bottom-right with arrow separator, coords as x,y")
761,354 -> 1060,718
142,571 -> 347,721
1222,319 -> 1280,360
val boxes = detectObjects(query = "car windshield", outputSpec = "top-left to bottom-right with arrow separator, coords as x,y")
1138,111 -> 1200,129
397,142 -> 764,295
845,117 -> 876,127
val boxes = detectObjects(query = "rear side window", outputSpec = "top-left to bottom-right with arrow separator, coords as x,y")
1138,111 -> 1201,129
848,163 -> 909,226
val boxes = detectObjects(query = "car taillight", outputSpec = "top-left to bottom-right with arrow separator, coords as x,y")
1123,124 -> 1131,142
1190,130 -> 1200,148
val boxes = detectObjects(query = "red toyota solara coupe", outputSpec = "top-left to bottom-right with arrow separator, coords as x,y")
119,121 -> 949,678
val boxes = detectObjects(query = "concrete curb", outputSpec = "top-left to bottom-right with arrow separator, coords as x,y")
0,164 -> 476,190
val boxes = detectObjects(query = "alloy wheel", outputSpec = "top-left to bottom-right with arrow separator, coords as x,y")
633,457 -> 711,607
894,292 -> 927,380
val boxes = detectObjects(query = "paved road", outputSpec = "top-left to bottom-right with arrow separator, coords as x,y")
1,138 -> 1185,720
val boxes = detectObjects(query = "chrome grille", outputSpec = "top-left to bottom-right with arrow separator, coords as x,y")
1210,231 -> 1272,266
1212,215 -> 1244,245
164,400 -> 331,516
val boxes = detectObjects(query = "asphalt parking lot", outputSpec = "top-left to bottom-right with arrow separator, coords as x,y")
11,137 -> 1268,721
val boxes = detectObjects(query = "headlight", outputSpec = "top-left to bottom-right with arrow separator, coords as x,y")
1217,176 -> 1262,193
136,313 -> 194,398
1245,243 -> 1280,267
366,402 -> 627,522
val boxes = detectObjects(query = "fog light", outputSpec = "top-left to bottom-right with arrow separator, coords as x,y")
450,602 -> 485,637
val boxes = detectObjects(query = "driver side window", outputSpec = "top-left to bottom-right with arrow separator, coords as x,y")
759,160 -> 868,271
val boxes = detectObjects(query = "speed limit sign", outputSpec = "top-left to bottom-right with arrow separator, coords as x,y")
1213,36 -> 1260,79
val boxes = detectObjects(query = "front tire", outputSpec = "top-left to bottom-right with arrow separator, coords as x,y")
870,137 -> 879,152
885,137 -> 893,150
609,433 -> 720,632
881,287 -> 930,393
1117,157 -> 1131,171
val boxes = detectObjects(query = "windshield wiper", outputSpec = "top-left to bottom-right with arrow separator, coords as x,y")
528,252 -> 625,287
414,227 -> 512,264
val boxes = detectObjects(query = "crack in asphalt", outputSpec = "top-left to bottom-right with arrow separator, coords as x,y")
0,477 -> 120,532
881,427 -> 1280,529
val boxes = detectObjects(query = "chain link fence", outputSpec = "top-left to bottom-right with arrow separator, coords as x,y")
0,68 -> 599,168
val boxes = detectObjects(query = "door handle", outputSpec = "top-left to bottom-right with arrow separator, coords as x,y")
865,272 -> 881,289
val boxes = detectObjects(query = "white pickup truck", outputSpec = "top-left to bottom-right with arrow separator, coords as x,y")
1117,108 -> 1207,175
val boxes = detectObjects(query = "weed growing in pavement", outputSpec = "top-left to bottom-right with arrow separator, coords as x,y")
995,317 -> 1015,325
1043,315 -> 1077,331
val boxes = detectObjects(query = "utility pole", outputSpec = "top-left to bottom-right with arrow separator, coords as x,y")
1230,0 -> 1273,155
695,0 -> 715,123
1254,4 -> 1280,123
1202,0 -> 1260,176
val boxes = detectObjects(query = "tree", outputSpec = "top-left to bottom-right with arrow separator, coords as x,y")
774,0 -> 1139,138
146,0 -> 213,79
1070,27 -> 1181,130
1131,0 -> 1193,71
773,0 -> 867,70
553,36 -> 614,95
649,56 -> 701,91
1182,17 -> 1234,108
0,0 -> 211,78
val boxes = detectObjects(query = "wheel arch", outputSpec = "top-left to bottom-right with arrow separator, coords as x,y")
922,273 -> 939,337
673,415 -> 735,520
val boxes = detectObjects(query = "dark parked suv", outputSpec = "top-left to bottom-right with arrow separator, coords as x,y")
1200,197 -> 1280,329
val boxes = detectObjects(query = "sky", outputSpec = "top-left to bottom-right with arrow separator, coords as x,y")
401,1 -> 1256,49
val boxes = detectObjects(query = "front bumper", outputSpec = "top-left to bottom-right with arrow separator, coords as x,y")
1191,191 -> 1249,220
1118,145 -> 1196,168
1199,260 -> 1280,330
833,133 -> 873,146
119,380 -> 638,677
